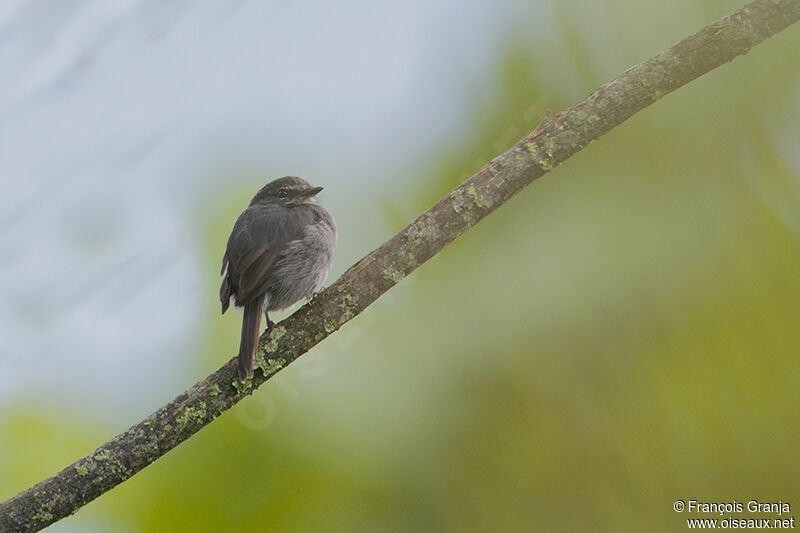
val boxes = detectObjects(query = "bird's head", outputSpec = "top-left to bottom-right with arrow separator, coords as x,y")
250,176 -> 323,207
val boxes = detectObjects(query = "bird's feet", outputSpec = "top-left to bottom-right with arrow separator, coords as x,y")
307,290 -> 322,306
259,316 -> 277,342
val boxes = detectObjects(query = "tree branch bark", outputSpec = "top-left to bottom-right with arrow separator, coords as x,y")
3,0 -> 799,530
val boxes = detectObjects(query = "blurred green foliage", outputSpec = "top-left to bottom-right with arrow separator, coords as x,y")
2,1 -> 800,531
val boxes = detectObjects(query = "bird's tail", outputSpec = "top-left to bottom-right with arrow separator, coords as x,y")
238,294 -> 265,381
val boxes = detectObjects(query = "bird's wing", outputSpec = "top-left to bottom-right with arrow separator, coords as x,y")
222,204 -> 305,307
235,245 -> 279,303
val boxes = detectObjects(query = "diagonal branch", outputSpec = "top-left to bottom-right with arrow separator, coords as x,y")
3,0 -> 799,530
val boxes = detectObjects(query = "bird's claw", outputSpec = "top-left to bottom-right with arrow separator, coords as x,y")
306,290 -> 322,306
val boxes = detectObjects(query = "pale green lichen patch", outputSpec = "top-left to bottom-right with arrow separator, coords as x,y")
542,137 -> 557,158
383,267 -> 405,284
525,138 -> 560,171
253,349 -> 267,372
254,326 -> 287,369
450,185 -> 482,216
259,358 -> 285,377
409,221 -> 436,246
176,402 -> 207,427
575,109 -> 600,125
93,449 -> 132,479
639,65 -> 668,100
399,251 -> 419,271
75,465 -> 88,476
450,188 -> 464,212
33,511 -> 53,523
465,185 -> 489,209
339,308 -> 355,324
263,326 -> 286,352
509,149 -> 531,173
94,450 -> 111,462
207,384 -> 221,397
232,378 -> 252,394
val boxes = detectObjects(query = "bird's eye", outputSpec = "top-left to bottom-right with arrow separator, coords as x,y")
278,188 -> 288,199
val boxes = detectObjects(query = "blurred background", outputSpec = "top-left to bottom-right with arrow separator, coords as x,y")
1,1 -> 799,531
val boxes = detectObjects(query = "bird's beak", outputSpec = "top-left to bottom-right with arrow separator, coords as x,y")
300,186 -> 323,198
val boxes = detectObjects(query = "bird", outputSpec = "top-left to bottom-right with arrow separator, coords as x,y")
220,176 -> 337,381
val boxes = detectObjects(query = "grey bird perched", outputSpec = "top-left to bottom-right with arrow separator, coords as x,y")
220,177 -> 337,381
